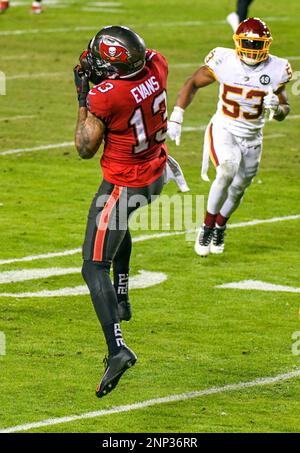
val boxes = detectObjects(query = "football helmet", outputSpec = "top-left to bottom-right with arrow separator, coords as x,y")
233,18 -> 272,65
81,25 -> 146,84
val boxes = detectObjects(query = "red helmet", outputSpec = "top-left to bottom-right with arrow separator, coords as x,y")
233,18 -> 272,65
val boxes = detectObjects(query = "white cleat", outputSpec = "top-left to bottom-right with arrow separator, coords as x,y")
226,12 -> 240,32
194,225 -> 214,257
210,226 -> 226,254
31,1 -> 43,14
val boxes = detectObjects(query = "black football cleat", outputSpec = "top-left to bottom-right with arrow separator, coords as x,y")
118,299 -> 132,321
96,346 -> 137,398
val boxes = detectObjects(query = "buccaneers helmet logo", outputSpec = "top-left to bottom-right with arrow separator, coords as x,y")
99,37 -> 130,62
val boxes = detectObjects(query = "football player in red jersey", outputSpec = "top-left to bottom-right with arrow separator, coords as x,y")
74,26 -> 168,398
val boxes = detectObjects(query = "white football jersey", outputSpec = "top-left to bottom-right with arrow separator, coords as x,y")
204,47 -> 292,137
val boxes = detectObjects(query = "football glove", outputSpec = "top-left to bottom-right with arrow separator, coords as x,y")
264,89 -> 280,114
167,106 -> 185,146
73,64 -> 90,108
79,46 -> 108,85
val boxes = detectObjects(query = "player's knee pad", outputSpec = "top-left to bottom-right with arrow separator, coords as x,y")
215,161 -> 238,188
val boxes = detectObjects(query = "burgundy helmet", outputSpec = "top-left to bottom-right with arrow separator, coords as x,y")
233,18 -> 272,65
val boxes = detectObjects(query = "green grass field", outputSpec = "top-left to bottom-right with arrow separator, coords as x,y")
0,0 -> 300,433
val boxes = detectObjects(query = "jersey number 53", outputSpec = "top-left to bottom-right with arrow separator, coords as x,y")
222,84 -> 266,120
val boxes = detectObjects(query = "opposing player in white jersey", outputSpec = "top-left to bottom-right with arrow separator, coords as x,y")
168,18 -> 292,256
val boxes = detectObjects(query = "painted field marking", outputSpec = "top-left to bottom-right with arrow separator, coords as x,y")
6,72 -> 65,81
171,59 -> 300,68
264,133 -> 286,140
227,214 -> 300,229
0,55 -> 28,60
1,367 -> 299,433
0,26 -> 97,37
0,331 -> 6,356
1,120 -> 296,156
0,214 -> 299,266
0,17 -> 296,36
6,65 -> 300,83
216,280 -> 300,293
88,2 -> 123,6
0,270 -> 167,298
0,248 -> 81,266
182,125 -> 207,132
82,8 -> 123,13
0,141 -> 74,156
180,127 -> 285,140
0,115 -> 36,123
0,267 -> 80,284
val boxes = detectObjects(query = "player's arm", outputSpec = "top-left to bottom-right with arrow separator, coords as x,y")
168,66 -> 215,145
175,65 -> 216,109
75,109 -> 105,159
273,85 -> 290,121
73,65 -> 105,159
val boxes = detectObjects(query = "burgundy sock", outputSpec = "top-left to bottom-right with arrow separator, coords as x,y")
204,211 -> 217,228
215,213 -> 229,227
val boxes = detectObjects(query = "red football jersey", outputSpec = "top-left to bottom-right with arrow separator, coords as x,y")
87,49 -> 168,187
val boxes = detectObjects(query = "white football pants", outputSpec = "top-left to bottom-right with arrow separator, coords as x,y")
203,120 -> 263,218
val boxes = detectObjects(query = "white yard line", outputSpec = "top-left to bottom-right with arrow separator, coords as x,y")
2,116 -> 297,155
0,248 -> 81,266
182,125 -> 207,132
1,368 -> 299,433
0,141 -> 74,156
228,214 -> 300,229
0,26 -> 97,37
180,128 -> 285,139
0,271 -> 167,297
6,72 -> 65,81
6,67 -> 300,82
0,55 -> 28,60
81,8 -> 123,13
264,133 -> 286,139
0,17 -> 296,37
0,115 -> 36,122
89,2 -> 123,6
216,280 -> 300,293
0,214 -> 299,266
0,267 -> 80,284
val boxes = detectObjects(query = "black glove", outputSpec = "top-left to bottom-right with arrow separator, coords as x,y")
73,64 -> 90,108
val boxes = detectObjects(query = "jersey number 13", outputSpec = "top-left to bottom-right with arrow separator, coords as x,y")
129,90 -> 168,154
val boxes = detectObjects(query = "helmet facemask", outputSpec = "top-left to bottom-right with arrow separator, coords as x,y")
234,32 -> 272,66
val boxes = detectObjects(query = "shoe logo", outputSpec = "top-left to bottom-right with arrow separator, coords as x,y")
114,323 -> 125,347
